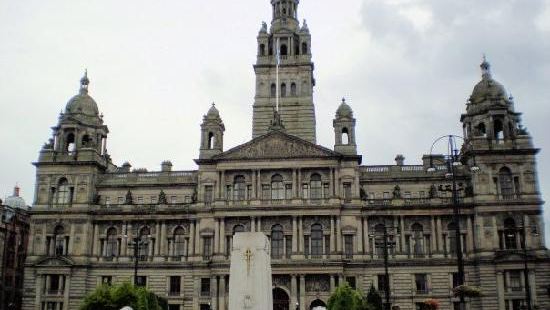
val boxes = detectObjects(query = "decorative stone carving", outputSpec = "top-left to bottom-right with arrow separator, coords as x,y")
272,275 -> 290,289
306,275 -> 330,292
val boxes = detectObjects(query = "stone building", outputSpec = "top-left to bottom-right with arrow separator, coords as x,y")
22,1 -> 550,310
1,186 -> 30,310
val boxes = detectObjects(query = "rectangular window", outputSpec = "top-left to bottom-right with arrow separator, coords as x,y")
325,235 -> 330,256
383,192 -> 390,199
452,272 -> 460,289
343,183 -> 352,202
414,274 -> 428,294
346,277 -> 356,289
136,276 -> 146,287
49,275 -> 60,293
203,237 -> 212,260
262,185 -> 270,200
204,186 -> 213,203
323,183 -> 330,198
344,235 -> 353,259
200,278 -> 210,296
247,185 -> 252,200
226,185 -> 232,200
507,270 -> 522,291
304,236 -> 310,258
285,184 -> 293,200
302,184 -> 309,199
171,196 -> 177,204
169,276 -> 181,296
377,274 -> 388,295
102,276 -> 112,285
137,196 -> 144,204
168,305 -> 180,310
285,236 -> 292,258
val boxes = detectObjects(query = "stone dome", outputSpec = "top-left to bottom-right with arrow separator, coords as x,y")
336,98 -> 353,118
64,71 -> 100,117
206,103 -> 220,118
4,186 -> 26,209
469,59 -> 508,104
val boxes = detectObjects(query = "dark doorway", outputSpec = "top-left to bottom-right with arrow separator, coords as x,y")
273,287 -> 290,310
310,299 -> 327,309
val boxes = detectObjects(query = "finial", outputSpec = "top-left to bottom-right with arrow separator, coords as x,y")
480,54 -> 491,78
342,97 -> 346,104
80,69 -> 90,94
13,183 -> 20,197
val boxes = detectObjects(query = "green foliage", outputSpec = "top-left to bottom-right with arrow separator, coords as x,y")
80,282 -> 167,310
364,286 -> 384,310
327,283 -> 365,310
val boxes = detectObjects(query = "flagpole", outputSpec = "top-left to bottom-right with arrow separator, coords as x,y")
276,37 -> 280,112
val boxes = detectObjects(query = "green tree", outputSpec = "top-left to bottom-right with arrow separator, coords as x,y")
364,285 -> 384,310
80,282 -> 167,310
327,283 -> 365,310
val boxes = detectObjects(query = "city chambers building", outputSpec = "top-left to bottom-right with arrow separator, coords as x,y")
22,1 -> 550,310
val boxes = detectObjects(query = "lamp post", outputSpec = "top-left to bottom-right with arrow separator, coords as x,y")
370,222 -> 397,310
125,233 -> 149,286
427,135 -> 479,310
508,222 -> 538,310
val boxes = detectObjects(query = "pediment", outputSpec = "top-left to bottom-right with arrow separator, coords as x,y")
36,256 -> 74,267
213,130 -> 340,161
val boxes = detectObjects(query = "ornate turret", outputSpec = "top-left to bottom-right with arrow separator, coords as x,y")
200,103 -> 225,159
333,98 -> 357,155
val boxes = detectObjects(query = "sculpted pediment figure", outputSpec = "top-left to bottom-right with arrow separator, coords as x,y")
213,131 -> 340,161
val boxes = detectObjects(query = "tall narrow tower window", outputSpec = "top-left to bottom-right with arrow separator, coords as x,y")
499,167 -> 514,199
56,178 -> 70,205
494,119 -> 504,141
291,83 -> 297,96
280,44 -> 288,56
342,128 -> 350,145
271,83 -> 277,97
208,132 -> 215,149
66,133 -> 75,153
281,83 -> 287,97
302,42 -> 308,55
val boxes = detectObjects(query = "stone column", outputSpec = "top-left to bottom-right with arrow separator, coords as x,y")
399,216 -> 406,254
336,218 -> 342,253
292,217 -> 298,253
257,217 -> 262,232
221,171 -> 226,200
154,222 -> 161,255
68,223 -> 75,255
357,217 -> 363,254
121,222 -> 128,256
193,277 -> 200,310
291,275 -> 298,307
436,217 -> 443,253
335,169 -> 340,197
161,221 -> 167,256
211,277 -> 218,310
298,217 -> 304,253
492,216 -> 499,249
219,276 -> 226,310
252,170 -> 257,199
430,216 -> 437,254
189,221 -> 196,256
220,218 -> 226,257
496,271 -> 505,310
330,275 -> 335,292
63,276 -> 70,309
93,223 -> 100,256
529,270 -> 537,306
257,170 -> 261,199
251,217 -> 256,232
292,169 -> 298,198
330,168 -> 334,196
195,220 -> 201,256
466,217 -> 474,254
524,215 -> 531,248
298,169 -> 302,198
299,275 -> 306,310
363,217 -> 370,255
214,219 -> 220,254
330,217 -> 336,253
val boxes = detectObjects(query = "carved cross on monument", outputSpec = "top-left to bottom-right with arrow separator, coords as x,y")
244,248 -> 253,275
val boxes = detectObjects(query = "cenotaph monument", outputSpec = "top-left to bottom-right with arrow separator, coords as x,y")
228,232 -> 273,310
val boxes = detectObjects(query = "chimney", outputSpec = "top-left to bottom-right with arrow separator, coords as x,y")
161,161 -> 173,172
395,154 -> 405,166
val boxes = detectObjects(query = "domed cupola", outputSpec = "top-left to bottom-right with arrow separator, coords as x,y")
64,70 -> 100,117
469,57 -> 510,106
4,184 -> 27,209
336,98 -> 354,119
206,103 -> 221,119
333,98 -> 357,155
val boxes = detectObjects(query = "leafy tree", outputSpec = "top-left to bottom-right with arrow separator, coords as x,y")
80,282 -> 167,310
327,283 -> 365,310
364,285 -> 384,310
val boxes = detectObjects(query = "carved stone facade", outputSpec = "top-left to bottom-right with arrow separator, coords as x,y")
22,2 -> 550,310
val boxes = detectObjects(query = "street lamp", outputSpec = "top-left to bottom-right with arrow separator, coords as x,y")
427,135 -> 479,310
507,222 -> 538,310
124,233 -> 150,286
370,222 -> 398,310
295,302 -> 299,310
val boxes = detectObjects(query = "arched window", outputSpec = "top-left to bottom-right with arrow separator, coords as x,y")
66,133 -> 75,153
373,224 -> 394,258
106,227 -> 118,257
302,42 -> 308,55
271,225 -> 284,259
311,224 -> 323,258
281,83 -> 287,97
233,175 -> 246,201
503,218 -> 518,249
447,222 -> 457,256
411,223 -> 424,257
499,167 -> 514,199
174,226 -> 186,257
477,123 -> 486,137
280,44 -> 288,56
259,44 -> 266,56
271,174 -> 284,200
494,119 -> 504,141
271,83 -> 277,97
208,132 -> 215,149
342,128 -> 350,145
310,173 -> 322,199
54,225 -> 65,256
139,227 -> 151,260
81,135 -> 91,147
290,83 -> 297,96
56,178 -> 71,205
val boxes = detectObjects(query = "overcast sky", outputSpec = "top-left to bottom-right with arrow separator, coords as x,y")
1,0 -> 549,242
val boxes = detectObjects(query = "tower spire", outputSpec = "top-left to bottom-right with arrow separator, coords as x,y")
480,54 -> 491,79
80,69 -> 90,94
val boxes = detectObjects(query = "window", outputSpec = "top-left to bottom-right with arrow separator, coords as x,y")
174,227 -> 186,257
169,276 -> 181,296
414,274 -> 428,294
138,227 -> 150,260
494,119 -> 504,141
342,128 -> 349,145
310,174 -> 322,199
290,83 -> 297,96
151,196 -> 157,204
280,44 -> 288,56
56,178 -> 71,205
170,196 -> 177,204
271,83 -> 277,97
285,236 -> 292,258
374,224 -> 386,258
452,272 -> 460,289
285,184 -> 293,199
66,133 -> 76,153
311,224 -> 323,258
106,227 -> 118,257
505,300 -> 523,310
302,42 -> 308,54
53,225 -> 66,256
262,185 -> 271,200
271,225 -> 284,259
271,174 -> 284,200
343,183 -> 352,202
503,218 -> 518,249
281,83 -> 287,97
346,277 -> 356,290
344,235 -> 353,259
247,185 -> 252,199
377,274 -> 388,295
259,43 -> 265,56
200,278 -> 210,296
323,183 -> 330,199
233,175 -> 246,200
302,184 -> 309,199
102,276 -> 112,285
447,222 -> 457,256
168,305 -> 180,310
136,276 -> 146,287
499,167 -> 514,199
204,185 -> 213,203
49,274 -> 61,293
507,270 -> 522,291
203,237 -> 212,260
208,132 -> 215,149
411,223 -> 424,257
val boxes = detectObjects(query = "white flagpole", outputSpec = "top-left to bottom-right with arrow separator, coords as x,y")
275,37 -> 280,112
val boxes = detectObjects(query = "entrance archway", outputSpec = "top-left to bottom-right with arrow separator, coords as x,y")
273,287 -> 290,310
310,299 -> 327,310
